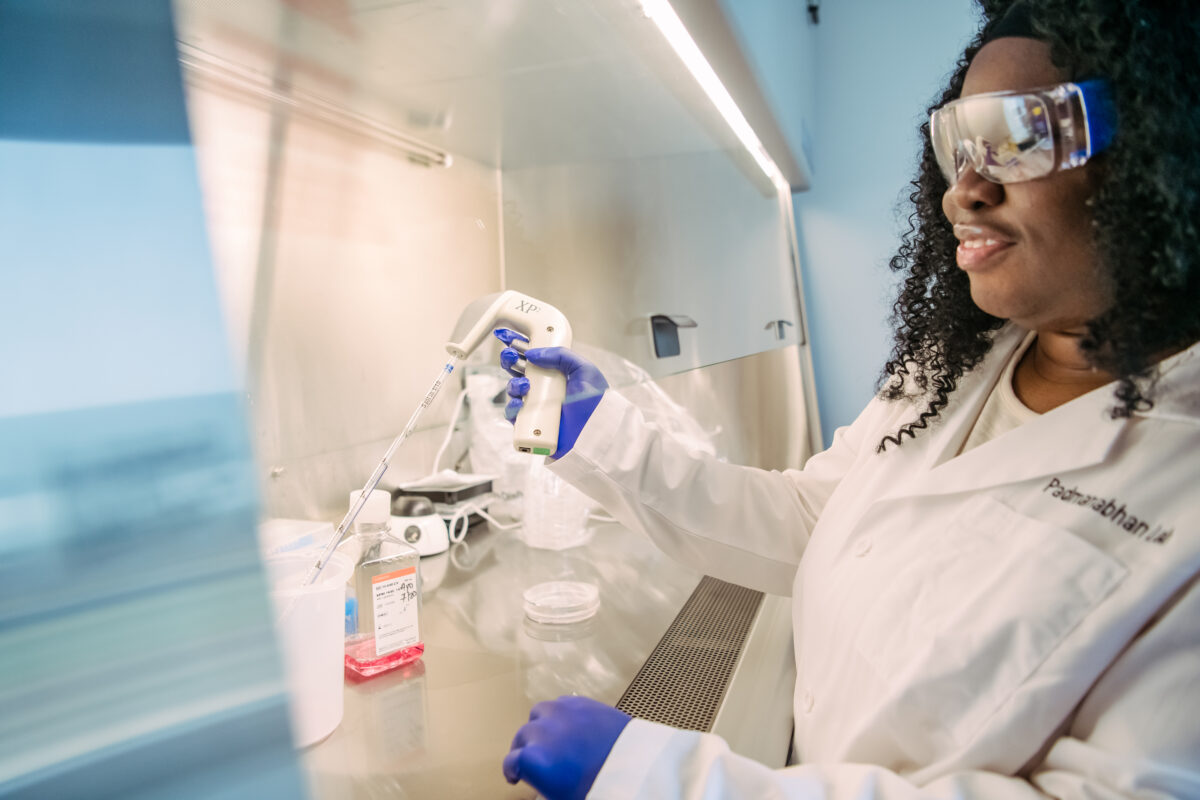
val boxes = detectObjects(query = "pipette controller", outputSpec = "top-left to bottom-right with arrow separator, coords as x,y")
445,290 -> 573,455
298,290 -> 571,589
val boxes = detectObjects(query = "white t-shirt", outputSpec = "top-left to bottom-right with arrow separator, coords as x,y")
959,331 -> 1040,454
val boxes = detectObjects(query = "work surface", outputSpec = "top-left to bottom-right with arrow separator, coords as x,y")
302,520 -> 702,798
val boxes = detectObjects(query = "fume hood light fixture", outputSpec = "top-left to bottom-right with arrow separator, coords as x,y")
638,0 -> 789,194
177,43 -> 452,169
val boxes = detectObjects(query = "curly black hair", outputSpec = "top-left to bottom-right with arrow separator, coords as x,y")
876,0 -> 1200,452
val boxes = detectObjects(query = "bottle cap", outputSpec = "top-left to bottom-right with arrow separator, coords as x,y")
349,489 -> 391,527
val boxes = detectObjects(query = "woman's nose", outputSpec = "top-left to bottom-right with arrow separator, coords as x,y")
944,164 -> 1005,212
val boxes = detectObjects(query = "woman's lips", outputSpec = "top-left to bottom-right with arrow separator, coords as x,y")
953,224 -> 1015,270
956,237 -> 1014,268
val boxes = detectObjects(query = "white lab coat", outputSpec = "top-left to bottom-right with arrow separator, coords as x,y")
548,323 -> 1200,799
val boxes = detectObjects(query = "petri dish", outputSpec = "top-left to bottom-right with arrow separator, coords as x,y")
523,581 -> 600,624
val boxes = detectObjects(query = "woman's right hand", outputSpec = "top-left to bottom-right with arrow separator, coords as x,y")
495,328 -> 608,459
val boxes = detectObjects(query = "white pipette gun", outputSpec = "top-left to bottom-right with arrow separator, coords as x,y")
445,290 -> 573,456
297,290 -> 572,589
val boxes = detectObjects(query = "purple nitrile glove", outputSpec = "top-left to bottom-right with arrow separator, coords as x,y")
502,695 -> 632,800
493,328 -> 608,460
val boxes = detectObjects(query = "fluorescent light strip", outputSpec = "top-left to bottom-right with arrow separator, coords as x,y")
639,0 -> 789,193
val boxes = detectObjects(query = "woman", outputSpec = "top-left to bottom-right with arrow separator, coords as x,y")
499,1 -> 1200,797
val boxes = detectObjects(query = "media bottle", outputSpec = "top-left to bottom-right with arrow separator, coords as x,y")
340,489 -> 424,680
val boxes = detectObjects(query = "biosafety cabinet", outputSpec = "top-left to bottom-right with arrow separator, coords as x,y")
174,0 -> 822,521
174,0 -> 814,789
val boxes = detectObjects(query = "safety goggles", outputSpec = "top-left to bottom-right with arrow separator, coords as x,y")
930,79 -> 1115,185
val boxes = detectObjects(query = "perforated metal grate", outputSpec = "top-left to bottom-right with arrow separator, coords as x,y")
615,576 -> 764,731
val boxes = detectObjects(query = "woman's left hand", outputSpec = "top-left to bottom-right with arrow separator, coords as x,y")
502,695 -> 631,800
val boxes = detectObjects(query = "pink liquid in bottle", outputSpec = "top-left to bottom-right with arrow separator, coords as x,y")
345,638 -> 424,682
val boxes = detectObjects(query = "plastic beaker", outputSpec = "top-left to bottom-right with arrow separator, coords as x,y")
522,458 -> 593,550
266,550 -> 353,748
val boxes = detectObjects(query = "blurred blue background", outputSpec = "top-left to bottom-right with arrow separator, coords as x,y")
0,1 -> 304,796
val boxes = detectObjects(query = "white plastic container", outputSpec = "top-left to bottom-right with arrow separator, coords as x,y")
266,550 -> 353,748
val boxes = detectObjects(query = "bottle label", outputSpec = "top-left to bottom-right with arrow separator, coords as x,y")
371,566 -> 420,656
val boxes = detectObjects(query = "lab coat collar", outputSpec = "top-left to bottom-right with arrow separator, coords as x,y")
883,325 -> 1131,501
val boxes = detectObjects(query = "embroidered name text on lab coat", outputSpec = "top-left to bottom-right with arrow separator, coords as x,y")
1043,477 -> 1174,544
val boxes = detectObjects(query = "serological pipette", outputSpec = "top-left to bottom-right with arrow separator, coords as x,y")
299,356 -> 460,588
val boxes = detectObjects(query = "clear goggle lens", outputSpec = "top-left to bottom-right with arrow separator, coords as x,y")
930,80 -> 1113,185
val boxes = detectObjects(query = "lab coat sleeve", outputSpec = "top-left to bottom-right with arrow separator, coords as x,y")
549,389 -> 871,596
592,719 -> 1050,800
589,574 -> 1200,800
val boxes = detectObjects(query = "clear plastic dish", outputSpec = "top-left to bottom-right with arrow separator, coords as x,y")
523,581 -> 600,624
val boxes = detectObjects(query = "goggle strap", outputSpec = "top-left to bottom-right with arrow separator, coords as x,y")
1078,79 -> 1116,156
